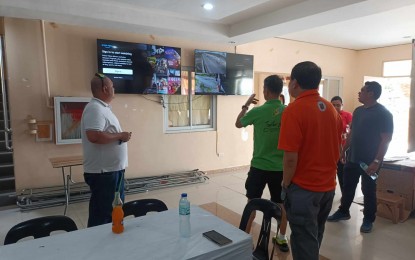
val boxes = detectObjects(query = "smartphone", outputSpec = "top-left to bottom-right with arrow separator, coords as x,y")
202,230 -> 233,246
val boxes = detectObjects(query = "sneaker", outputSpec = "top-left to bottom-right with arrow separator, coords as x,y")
272,236 -> 290,252
327,210 -> 351,222
360,220 -> 373,233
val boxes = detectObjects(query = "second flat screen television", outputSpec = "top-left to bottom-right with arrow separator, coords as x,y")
97,39 -> 181,94
194,50 -> 254,95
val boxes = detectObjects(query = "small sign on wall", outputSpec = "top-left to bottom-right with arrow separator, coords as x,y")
36,121 -> 53,142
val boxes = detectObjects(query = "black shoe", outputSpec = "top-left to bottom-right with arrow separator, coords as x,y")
327,210 -> 351,222
360,220 -> 373,233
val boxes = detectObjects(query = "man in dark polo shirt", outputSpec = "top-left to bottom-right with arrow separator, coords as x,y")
328,81 -> 393,233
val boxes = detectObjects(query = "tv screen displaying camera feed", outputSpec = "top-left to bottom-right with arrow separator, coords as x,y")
97,39 -> 181,94
194,50 -> 253,95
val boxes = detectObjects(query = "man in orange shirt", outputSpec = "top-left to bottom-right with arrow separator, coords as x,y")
279,61 -> 342,260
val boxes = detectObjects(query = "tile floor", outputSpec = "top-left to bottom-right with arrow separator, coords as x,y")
1,169 -> 414,259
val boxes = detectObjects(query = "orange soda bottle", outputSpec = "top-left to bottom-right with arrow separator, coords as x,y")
112,192 -> 124,234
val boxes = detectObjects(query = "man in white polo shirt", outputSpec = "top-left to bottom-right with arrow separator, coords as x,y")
81,73 -> 132,227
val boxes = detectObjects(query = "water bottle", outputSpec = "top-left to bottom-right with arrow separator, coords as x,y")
112,192 -> 124,234
359,161 -> 378,180
179,193 -> 191,237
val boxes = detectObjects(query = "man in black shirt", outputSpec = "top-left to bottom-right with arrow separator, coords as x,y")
327,81 -> 393,233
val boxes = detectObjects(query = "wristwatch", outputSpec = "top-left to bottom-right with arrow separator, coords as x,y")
242,105 -> 249,110
373,159 -> 380,164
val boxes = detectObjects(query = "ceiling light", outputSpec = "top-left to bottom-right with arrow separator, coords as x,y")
203,3 -> 213,10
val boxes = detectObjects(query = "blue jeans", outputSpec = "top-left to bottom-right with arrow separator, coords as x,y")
84,170 -> 125,228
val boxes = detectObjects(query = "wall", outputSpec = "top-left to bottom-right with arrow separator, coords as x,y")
238,38 -> 359,112
354,44 -> 412,107
4,18 -> 255,190
3,17 -> 411,190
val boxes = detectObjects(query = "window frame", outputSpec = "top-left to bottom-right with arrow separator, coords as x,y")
163,66 -> 217,133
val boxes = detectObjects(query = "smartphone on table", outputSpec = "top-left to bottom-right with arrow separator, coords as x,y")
202,230 -> 233,246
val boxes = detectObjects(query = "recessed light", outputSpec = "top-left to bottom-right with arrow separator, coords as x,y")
203,3 -> 214,10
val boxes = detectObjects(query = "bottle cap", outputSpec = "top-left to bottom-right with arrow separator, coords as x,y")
181,193 -> 187,197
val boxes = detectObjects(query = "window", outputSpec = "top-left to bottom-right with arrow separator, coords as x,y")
163,67 -> 216,133
383,60 -> 411,77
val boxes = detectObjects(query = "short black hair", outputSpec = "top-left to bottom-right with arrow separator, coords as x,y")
365,81 -> 382,100
331,96 -> 343,103
264,75 -> 283,95
290,61 -> 322,90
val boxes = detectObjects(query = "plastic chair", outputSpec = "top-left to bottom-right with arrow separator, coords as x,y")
4,215 -> 78,245
239,198 -> 282,260
123,199 -> 168,218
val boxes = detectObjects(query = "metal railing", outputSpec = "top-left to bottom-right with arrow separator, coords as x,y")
0,36 -> 12,151
17,169 -> 208,211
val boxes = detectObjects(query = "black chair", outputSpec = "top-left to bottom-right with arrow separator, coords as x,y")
123,199 -> 168,218
4,215 -> 78,245
239,198 -> 282,260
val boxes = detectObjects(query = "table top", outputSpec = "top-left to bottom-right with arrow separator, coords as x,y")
49,155 -> 83,168
382,158 -> 415,172
0,206 -> 252,260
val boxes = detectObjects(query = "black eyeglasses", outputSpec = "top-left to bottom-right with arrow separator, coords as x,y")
95,73 -> 105,88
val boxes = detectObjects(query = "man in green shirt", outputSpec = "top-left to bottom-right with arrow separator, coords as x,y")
235,75 -> 289,252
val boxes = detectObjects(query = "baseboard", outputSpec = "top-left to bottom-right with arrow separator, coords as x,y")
204,165 -> 250,175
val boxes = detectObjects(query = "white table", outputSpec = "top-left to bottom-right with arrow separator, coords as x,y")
0,206 -> 252,260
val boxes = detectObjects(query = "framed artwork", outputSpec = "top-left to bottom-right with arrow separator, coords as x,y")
54,97 -> 91,145
36,121 -> 53,142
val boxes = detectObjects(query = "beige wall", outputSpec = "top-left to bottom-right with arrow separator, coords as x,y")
354,44 -> 412,107
2,17 -> 412,190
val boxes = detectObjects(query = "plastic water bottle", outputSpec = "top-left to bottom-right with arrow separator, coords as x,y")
179,193 -> 191,237
359,161 -> 378,180
112,192 -> 124,234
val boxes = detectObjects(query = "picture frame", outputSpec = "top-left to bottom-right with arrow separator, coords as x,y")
36,121 -> 53,142
54,97 -> 91,145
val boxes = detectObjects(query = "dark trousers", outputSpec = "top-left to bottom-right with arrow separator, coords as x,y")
84,170 -> 125,228
284,184 -> 335,260
337,160 -> 345,194
339,163 -> 377,222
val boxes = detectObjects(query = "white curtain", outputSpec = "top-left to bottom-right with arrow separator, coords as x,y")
168,95 -> 189,127
192,96 -> 211,125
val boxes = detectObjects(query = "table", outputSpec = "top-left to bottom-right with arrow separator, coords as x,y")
49,155 -> 83,215
0,206 -> 252,260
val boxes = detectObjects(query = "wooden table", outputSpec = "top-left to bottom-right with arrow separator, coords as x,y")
0,206 -> 252,260
49,155 -> 83,215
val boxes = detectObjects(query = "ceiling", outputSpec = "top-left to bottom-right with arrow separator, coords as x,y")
0,0 -> 414,50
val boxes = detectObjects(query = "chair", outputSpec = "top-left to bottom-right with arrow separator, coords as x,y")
239,198 -> 282,260
123,199 -> 168,218
4,215 -> 78,245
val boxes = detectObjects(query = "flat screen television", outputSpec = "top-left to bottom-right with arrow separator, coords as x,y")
194,50 -> 253,95
97,39 -> 181,94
